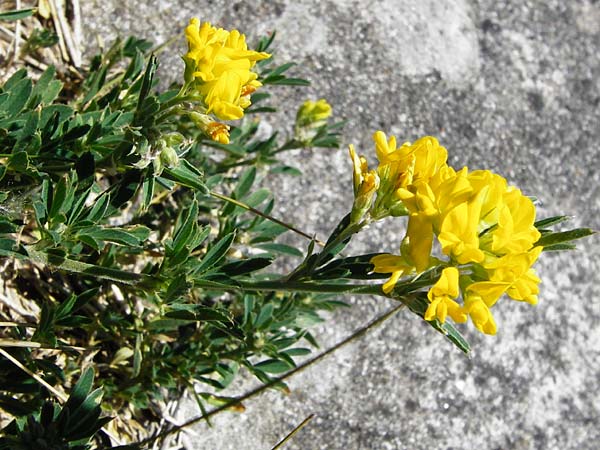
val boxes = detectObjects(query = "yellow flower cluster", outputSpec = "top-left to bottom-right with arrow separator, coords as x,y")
184,18 -> 271,121
295,99 -> 333,144
352,131 -> 542,335
296,99 -> 332,126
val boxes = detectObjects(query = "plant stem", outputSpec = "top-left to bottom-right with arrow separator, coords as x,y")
210,190 -> 327,246
0,347 -> 67,402
134,303 -> 405,448
216,139 -> 303,171
235,279 -> 384,296
271,413 -> 315,450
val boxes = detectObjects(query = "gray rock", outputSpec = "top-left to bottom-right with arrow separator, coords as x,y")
82,1 -> 600,449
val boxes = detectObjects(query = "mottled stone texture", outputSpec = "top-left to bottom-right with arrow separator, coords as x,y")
82,1 -> 599,449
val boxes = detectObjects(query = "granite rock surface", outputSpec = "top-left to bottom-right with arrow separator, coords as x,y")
81,1 -> 600,449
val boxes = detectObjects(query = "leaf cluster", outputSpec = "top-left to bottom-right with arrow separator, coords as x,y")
0,31 -> 345,447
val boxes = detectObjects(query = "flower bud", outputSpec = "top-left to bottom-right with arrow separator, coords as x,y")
350,170 -> 380,224
189,111 -> 231,144
160,146 -> 179,168
295,99 -> 332,144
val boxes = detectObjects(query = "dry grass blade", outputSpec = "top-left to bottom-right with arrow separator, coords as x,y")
271,414 -> 316,450
0,347 -> 68,402
0,0 -> 82,83
48,0 -> 81,67
0,338 -> 89,351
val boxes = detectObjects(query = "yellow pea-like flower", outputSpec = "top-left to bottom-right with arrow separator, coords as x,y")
491,188 -> 541,255
484,246 -> 543,304
184,18 -> 271,121
463,294 -> 497,335
425,267 -> 467,324
438,195 -> 485,264
370,254 -> 413,294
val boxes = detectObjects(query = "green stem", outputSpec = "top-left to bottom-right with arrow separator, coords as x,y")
217,139 -> 303,171
235,279 -> 384,296
133,303 -> 405,448
210,190 -> 326,246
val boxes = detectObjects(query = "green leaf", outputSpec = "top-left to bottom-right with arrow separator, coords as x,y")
147,318 -> 191,330
0,77 -> 32,116
266,77 -> 310,86
243,295 -> 254,325
270,165 -> 302,176
221,257 -> 273,276
27,66 -> 59,107
162,159 -> 208,193
193,232 -> 236,275
62,368 -> 94,414
141,172 -> 155,210
165,275 -> 189,302
255,242 -> 303,257
541,243 -> 577,252
265,62 -> 296,78
535,228 -> 595,248
133,334 -> 142,378
0,8 -> 34,21
48,173 -> 75,221
235,167 -> 256,199
136,54 -> 157,114
2,68 -> 27,90
13,110 -> 39,152
80,227 -> 147,247
282,348 -> 312,357
85,192 -> 110,223
254,303 -> 273,329
241,188 -> 270,209
165,305 -> 232,324
255,31 -> 276,53
534,215 -> 571,230
172,200 -> 199,254
253,359 -> 293,374
314,253 -> 387,280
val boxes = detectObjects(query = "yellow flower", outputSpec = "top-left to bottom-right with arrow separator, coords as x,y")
188,111 -> 230,144
466,170 -> 507,229
465,280 -> 509,308
425,267 -> 467,323
401,213 -> 434,272
373,130 -> 400,164
370,254 -> 413,294
206,122 -> 231,144
184,18 -> 270,121
463,294 -> 497,335
410,136 -> 448,185
348,144 -> 368,195
348,145 -> 380,223
490,188 -> 541,255
438,193 -> 485,264
484,246 -> 542,304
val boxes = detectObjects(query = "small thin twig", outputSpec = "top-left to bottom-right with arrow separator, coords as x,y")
210,190 -> 327,247
271,414 -> 315,450
48,0 -> 69,62
70,0 -> 83,62
0,338 -> 88,351
134,303 -> 405,447
0,346 -> 123,446
0,321 -> 36,328
11,0 -> 21,64
0,347 -> 67,402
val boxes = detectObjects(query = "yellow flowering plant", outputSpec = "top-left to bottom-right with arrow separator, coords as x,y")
0,10 -> 593,448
